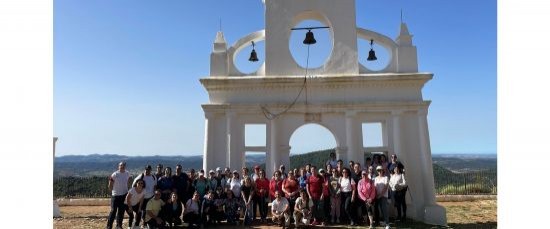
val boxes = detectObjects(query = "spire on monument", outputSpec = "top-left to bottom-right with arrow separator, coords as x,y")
396,22 -> 413,46
213,31 -> 227,52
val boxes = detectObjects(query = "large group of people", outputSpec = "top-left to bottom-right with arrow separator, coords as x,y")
106,152 -> 407,229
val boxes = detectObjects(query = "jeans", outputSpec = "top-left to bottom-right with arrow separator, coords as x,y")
375,196 -> 389,225
127,204 -> 142,227
107,194 -> 126,229
258,196 -> 269,220
393,189 -> 407,219
311,199 -> 324,222
341,191 -> 354,223
244,200 -> 254,224
330,195 -> 341,220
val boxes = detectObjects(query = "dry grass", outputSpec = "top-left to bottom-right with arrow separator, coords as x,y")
54,200 -> 496,229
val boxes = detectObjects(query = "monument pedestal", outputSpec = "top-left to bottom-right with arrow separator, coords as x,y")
424,204 -> 447,226
53,200 -> 61,218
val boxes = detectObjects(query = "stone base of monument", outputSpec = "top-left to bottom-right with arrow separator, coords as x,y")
424,204 -> 447,226
53,200 -> 61,218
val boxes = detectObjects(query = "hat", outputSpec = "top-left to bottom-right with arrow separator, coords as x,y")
254,165 -> 260,169
319,169 -> 325,173
376,165 -> 383,171
233,170 -> 239,174
145,165 -> 152,170
216,167 -> 222,172
209,170 -> 215,174
199,172 -> 205,176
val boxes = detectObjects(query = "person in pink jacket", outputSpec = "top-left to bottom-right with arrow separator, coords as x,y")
357,171 -> 377,228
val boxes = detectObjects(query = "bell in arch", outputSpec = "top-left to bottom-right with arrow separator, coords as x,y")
367,39 -> 377,61
249,41 -> 259,62
303,30 -> 317,45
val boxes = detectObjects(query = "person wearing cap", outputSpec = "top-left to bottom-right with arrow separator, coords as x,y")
357,170 -> 377,228
228,170 -> 242,199
207,169 -> 218,193
106,161 -> 132,229
251,165 -> 261,182
306,166 -> 325,226
172,164 -> 190,205
132,165 -> 157,225
374,165 -> 390,229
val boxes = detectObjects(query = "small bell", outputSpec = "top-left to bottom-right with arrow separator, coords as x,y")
303,30 -> 316,45
367,39 -> 377,61
249,41 -> 259,62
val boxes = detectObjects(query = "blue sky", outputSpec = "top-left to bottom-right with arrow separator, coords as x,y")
54,0 -> 496,156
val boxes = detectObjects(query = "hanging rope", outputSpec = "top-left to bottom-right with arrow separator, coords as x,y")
261,44 -> 311,120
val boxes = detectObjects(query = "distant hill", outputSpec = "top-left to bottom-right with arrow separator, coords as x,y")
55,152 -> 496,177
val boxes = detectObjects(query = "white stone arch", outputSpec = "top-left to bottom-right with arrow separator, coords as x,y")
286,122 -> 340,154
227,30 -> 266,76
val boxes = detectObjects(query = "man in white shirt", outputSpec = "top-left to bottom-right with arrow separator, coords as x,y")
106,161 -> 131,229
271,190 -> 290,228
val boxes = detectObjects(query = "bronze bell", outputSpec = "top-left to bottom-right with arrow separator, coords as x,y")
303,30 -> 316,45
249,48 -> 259,62
248,41 -> 259,62
367,49 -> 377,61
367,39 -> 377,61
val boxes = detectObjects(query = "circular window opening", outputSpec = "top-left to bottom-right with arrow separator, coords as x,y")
358,38 -> 390,71
234,40 -> 265,74
289,20 -> 332,69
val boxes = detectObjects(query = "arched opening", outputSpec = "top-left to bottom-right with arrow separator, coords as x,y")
288,123 -> 337,170
289,19 -> 333,69
234,40 -> 265,74
358,38 -> 391,71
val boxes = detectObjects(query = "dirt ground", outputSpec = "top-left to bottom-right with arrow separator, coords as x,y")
53,200 -> 496,229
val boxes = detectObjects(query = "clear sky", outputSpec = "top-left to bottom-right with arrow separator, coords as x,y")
53,0 -> 496,156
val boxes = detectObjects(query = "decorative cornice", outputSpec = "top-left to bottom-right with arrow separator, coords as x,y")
200,73 -> 432,92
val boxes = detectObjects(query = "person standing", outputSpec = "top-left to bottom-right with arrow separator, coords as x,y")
269,171 -> 283,201
106,161 -> 131,229
325,152 -> 338,169
282,170 -> 299,221
279,165 -> 288,179
329,167 -> 341,224
241,176 -> 255,225
357,171 -> 377,229
255,169 -> 270,223
389,166 -> 408,222
172,164 -> 189,205
306,166 -> 325,226
155,164 -> 164,180
339,168 -> 357,226
374,166 -> 390,229
157,167 -> 173,201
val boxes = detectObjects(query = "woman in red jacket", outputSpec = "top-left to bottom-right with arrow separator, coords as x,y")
269,170 -> 283,201
255,169 -> 270,223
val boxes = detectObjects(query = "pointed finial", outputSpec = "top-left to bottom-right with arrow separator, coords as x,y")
219,18 -> 222,31
401,9 -> 403,23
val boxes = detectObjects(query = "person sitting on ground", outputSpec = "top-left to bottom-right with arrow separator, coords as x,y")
182,192 -> 201,228
145,189 -> 165,229
162,192 -> 183,228
125,179 -> 145,229
132,165 -> 157,226
294,189 -> 312,227
271,190 -> 291,228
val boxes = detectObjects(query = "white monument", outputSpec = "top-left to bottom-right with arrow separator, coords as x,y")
200,0 -> 446,225
53,137 -> 61,218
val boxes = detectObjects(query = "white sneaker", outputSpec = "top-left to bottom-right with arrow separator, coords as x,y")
385,225 -> 390,229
